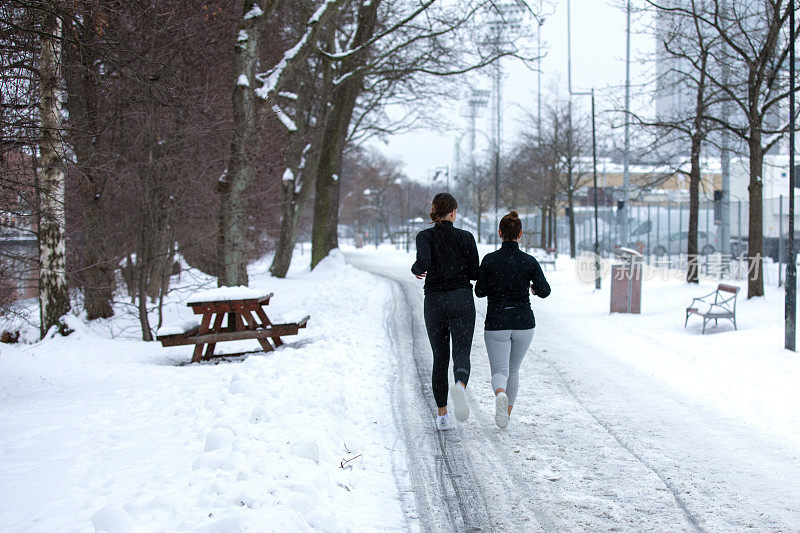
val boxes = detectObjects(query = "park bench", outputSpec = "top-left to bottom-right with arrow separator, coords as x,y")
684,283 -> 739,334
538,248 -> 557,271
157,287 -> 309,363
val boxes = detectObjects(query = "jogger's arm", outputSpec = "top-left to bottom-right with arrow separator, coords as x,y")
529,258 -> 551,298
474,256 -> 488,298
467,232 -> 480,280
411,232 -> 431,277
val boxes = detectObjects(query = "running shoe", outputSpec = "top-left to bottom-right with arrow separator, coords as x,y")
450,382 -> 470,422
436,413 -> 455,431
495,392 -> 509,428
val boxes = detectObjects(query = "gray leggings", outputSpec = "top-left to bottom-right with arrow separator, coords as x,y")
484,328 -> 534,406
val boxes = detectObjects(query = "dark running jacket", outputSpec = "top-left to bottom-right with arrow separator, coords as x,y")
411,220 -> 479,294
475,241 -> 551,330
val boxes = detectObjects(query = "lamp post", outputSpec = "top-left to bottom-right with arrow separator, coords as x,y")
786,0 -> 796,351
567,0 -> 601,288
432,166 -> 450,193
537,16 -> 544,141
621,0 -> 632,245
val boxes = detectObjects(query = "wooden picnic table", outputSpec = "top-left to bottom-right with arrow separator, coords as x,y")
157,291 -> 309,363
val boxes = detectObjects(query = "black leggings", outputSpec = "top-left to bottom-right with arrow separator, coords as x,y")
423,288 -> 476,408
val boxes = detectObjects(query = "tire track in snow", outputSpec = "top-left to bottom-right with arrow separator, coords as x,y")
532,348 -> 704,533
378,271 -> 490,532
355,254 -> 557,532
472,304 -> 704,532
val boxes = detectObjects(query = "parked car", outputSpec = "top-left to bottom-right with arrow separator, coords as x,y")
577,220 -> 652,255
651,231 -> 718,257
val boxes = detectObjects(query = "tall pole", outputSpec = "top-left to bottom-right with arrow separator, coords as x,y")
786,0 -> 796,351
494,30 -> 501,247
538,19 -> 543,141
592,89 -> 601,290
720,0 -> 731,258
622,0 -> 632,244
567,0 -> 573,96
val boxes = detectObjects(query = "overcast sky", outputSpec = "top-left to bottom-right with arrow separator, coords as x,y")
377,0 -> 655,182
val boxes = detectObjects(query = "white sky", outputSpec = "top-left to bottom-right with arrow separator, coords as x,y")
379,0 -> 655,182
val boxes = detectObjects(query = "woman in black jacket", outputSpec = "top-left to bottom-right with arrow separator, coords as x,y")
475,211 -> 550,428
411,193 -> 479,431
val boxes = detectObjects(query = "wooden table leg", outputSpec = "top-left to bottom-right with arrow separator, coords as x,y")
192,344 -> 204,363
254,306 -> 284,349
255,307 -> 271,327
241,309 -> 273,352
257,338 -> 274,352
203,312 -> 225,360
192,312 -> 212,363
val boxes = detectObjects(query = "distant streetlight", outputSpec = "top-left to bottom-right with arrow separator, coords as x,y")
786,0 -> 796,351
432,166 -> 450,192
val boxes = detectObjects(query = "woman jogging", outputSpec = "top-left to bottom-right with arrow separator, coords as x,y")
411,193 -> 480,431
475,211 -> 550,428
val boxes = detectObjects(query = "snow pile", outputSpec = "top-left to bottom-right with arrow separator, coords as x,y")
243,4 -> 263,19
156,319 -> 199,337
0,250 -> 406,531
186,286 -> 271,304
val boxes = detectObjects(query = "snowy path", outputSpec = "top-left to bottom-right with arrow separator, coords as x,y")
346,248 -> 800,532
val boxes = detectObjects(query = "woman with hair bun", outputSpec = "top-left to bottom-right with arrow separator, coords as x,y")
475,211 -> 550,428
411,192 -> 480,431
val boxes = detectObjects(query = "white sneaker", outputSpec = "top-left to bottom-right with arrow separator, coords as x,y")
450,382 -> 470,422
436,412 -> 455,431
495,392 -> 509,428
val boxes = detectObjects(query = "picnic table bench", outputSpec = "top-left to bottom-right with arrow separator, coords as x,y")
157,287 -> 309,363
685,283 -> 739,334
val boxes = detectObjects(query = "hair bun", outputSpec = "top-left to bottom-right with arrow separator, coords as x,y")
509,210 -> 519,219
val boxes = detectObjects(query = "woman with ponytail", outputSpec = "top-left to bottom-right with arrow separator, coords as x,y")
411,193 -> 480,431
475,211 -> 550,428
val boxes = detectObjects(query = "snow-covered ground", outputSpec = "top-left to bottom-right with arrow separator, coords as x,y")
2,242 -> 800,531
347,243 -> 800,531
0,252 -> 408,531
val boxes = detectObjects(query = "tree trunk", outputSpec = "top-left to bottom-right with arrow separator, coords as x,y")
747,133 -> 764,298
540,205 -> 546,248
66,7 -> 116,320
270,58 -> 332,278
311,122 -> 345,268
686,140 -> 701,284
37,11 -> 71,337
567,185 -> 576,258
81,189 -> 115,318
218,0 -> 266,287
311,0 -> 381,268
271,184 -> 302,278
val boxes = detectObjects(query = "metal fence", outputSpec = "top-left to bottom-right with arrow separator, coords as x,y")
512,196 -> 794,262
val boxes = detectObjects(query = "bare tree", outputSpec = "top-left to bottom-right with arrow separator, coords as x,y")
658,0 -> 798,298
634,0 -> 723,282
37,5 -> 70,336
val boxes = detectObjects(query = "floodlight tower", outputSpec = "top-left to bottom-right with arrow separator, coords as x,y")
459,89 -> 490,239
486,3 -> 529,246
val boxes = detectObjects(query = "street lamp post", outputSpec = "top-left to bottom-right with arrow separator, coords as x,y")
622,0 -> 632,245
567,0 -> 601,288
786,0 -> 796,351
591,89 -> 601,290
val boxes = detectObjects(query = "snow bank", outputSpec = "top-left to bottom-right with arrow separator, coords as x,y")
0,251 -> 406,530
